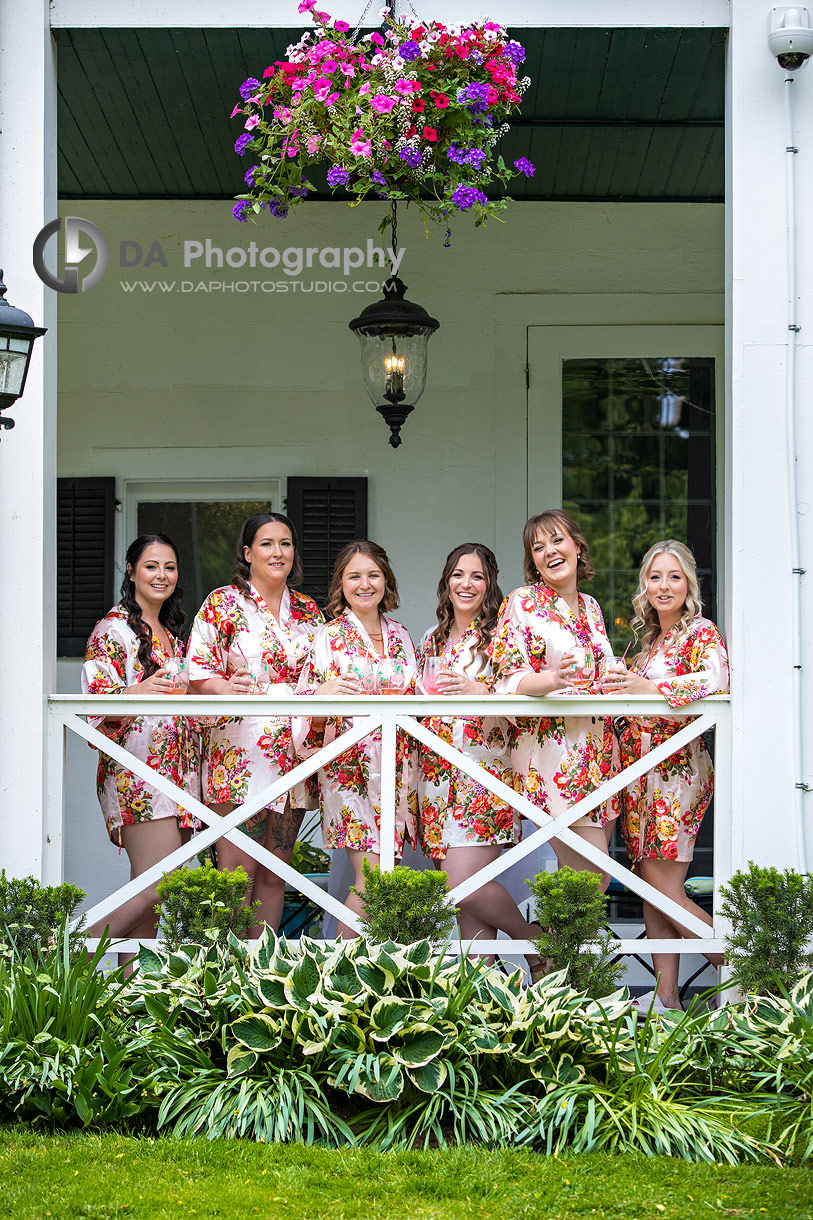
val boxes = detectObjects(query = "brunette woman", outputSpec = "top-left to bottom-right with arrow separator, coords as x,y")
82,534 -> 198,956
186,512 -> 323,933
296,540 -> 417,937
601,540 -> 729,1010
418,543 -> 544,966
492,510 -> 619,889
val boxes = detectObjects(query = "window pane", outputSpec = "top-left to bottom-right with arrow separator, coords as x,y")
563,356 -> 716,654
137,500 -> 272,621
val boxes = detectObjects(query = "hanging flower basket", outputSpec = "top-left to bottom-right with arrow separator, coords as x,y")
229,3 -> 533,232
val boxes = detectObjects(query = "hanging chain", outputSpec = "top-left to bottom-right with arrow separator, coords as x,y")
390,201 -> 398,274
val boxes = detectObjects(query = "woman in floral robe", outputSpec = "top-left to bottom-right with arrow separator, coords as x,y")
417,543 -> 544,967
295,540 -> 417,937
82,533 -> 199,957
492,510 -> 619,889
602,539 -> 729,1010
187,512 -> 323,932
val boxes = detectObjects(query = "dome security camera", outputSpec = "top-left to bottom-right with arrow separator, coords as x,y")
768,6 -> 813,70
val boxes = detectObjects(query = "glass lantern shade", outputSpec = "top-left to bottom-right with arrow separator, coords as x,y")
357,331 -> 431,409
0,336 -> 34,401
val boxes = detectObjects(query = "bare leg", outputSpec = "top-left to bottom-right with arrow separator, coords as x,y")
210,800 -> 261,883
89,819 -> 187,972
638,858 -> 722,1009
441,845 -> 543,966
250,803 -> 305,935
340,848 -> 380,939
552,822 -> 614,891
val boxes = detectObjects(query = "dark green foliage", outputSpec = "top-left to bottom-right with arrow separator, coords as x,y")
0,870 -> 85,957
527,867 -> 624,998
0,924 -> 151,1128
155,861 -> 260,949
353,860 -> 458,946
719,862 -> 813,996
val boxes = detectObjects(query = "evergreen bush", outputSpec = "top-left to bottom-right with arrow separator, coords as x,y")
527,866 -> 624,998
719,862 -> 813,996
353,861 -> 458,946
155,862 -> 260,949
0,870 -> 85,958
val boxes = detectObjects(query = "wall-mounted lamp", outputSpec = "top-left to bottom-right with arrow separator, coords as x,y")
0,271 -> 47,434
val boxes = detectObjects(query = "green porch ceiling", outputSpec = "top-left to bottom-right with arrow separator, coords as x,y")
55,26 -> 725,202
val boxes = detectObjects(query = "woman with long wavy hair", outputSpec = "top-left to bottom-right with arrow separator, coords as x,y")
82,534 -> 199,958
296,540 -> 417,937
492,509 -> 620,890
187,512 -> 324,933
417,543 -> 543,967
601,539 -> 729,1011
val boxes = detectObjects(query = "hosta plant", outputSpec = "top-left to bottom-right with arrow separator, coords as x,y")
229,5 -> 533,231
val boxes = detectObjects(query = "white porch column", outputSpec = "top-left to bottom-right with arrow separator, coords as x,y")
0,1 -> 58,879
727,1 -> 813,874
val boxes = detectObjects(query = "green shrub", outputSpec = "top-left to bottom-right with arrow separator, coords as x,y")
0,870 -> 85,958
527,867 -> 624,998
155,862 -> 260,949
719,862 -> 813,996
353,861 -> 458,945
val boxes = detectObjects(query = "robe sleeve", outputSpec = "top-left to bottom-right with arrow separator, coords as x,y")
492,591 -> 545,694
187,596 -> 233,682
655,622 -> 730,708
82,620 -> 133,733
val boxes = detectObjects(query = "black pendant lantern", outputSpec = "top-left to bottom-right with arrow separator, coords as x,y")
348,208 -> 439,448
0,271 -> 48,434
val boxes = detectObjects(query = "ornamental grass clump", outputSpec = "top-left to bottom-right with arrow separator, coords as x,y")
719,862 -> 813,996
229,5 -> 533,231
353,860 -> 458,945
527,867 -> 624,999
155,862 -> 260,950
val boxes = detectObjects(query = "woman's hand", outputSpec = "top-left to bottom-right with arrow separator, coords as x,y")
435,672 -> 483,696
128,668 -> 175,695
316,675 -> 362,696
600,669 -> 660,695
224,667 -> 255,694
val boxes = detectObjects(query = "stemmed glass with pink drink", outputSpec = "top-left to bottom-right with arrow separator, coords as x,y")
422,655 -> 453,695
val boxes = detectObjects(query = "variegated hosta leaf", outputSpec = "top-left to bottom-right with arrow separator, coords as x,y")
465,1029 -> 513,1056
481,974 -> 522,1013
230,1013 -> 282,1052
332,1020 -> 367,1056
226,1045 -> 258,1076
355,1055 -> 404,1103
322,961 -> 366,1001
256,977 -> 288,1008
407,1057 -> 448,1093
136,946 -> 163,976
369,997 -> 413,1040
391,1024 -> 451,1067
403,940 -> 433,967
354,958 -> 398,995
283,954 -> 322,1010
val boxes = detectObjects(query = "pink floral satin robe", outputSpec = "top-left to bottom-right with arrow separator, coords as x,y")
492,583 -> 620,827
82,605 -> 200,844
186,584 -> 324,833
618,617 -> 729,862
296,611 -> 418,855
416,625 -> 518,859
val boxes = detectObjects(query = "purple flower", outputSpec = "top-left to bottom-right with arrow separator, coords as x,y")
504,40 -> 526,65
239,77 -> 262,99
267,199 -> 289,218
372,170 -> 387,187
232,201 -> 250,222
244,165 -> 260,185
234,133 -> 253,155
399,40 -> 422,61
456,82 -> 490,113
451,185 -> 487,210
446,144 -> 469,165
514,157 -> 535,177
399,147 -> 421,169
467,148 -> 487,171
289,185 -> 310,198
327,164 -> 350,186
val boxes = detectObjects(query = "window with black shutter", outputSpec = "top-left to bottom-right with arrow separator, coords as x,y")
286,477 -> 368,610
57,477 -> 116,656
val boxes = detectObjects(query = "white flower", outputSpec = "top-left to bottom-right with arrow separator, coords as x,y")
419,41 -> 432,54
378,5 -> 389,16
391,56 -> 405,70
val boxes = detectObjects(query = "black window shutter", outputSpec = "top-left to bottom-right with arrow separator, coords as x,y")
286,477 -> 368,610
57,477 -> 116,656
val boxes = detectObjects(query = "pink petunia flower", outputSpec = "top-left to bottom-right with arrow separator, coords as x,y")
322,60 -> 338,73
369,32 -> 385,46
359,81 -> 372,95
313,77 -> 332,100
351,130 -> 372,158
298,0 -> 317,10
371,93 -> 397,113
334,19 -> 349,32
394,78 -> 414,95
306,135 -> 322,153
341,63 -> 356,76
324,92 -> 340,105
244,114 -> 261,130
422,125 -> 438,141
231,104 -> 243,118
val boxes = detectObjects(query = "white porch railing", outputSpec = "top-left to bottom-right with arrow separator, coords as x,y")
45,693 -> 730,961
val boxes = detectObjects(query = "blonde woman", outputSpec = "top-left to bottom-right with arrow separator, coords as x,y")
602,540 -> 729,1011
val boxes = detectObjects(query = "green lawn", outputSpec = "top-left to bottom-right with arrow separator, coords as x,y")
1,1132 -> 812,1220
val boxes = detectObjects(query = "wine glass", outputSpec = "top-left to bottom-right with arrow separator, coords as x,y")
422,655 -> 445,695
163,657 -> 188,692
375,657 -> 408,694
246,658 -> 271,694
